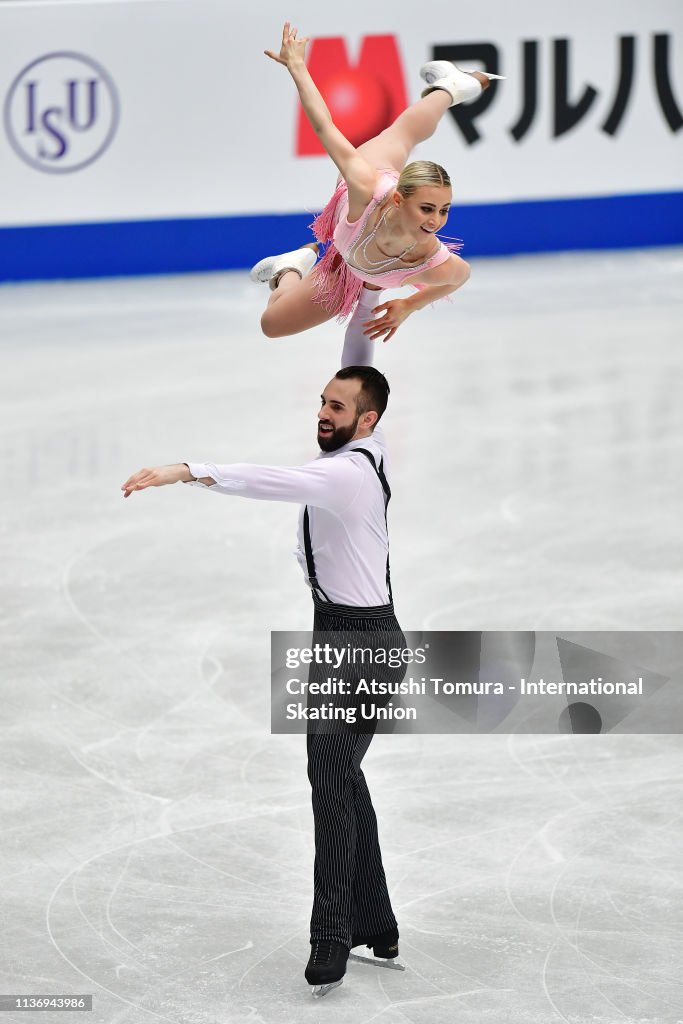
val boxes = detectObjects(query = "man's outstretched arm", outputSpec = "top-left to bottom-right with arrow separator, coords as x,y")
121,457 -> 363,512
122,463 -> 210,496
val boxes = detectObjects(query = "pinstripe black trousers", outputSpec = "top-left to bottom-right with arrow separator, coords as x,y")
306,596 -> 407,946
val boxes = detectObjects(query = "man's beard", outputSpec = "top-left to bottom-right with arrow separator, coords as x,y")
317,415 -> 360,452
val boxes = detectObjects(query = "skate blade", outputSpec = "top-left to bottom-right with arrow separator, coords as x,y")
349,951 -> 406,971
311,979 -> 343,997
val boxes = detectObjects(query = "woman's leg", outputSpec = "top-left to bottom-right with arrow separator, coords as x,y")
260,269 -> 336,338
340,285 -> 382,368
355,90 -> 451,173
259,94 -> 453,339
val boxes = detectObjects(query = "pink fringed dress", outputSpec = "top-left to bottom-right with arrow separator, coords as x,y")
309,170 -> 462,322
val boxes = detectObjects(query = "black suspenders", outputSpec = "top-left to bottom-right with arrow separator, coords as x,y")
302,505 -> 331,601
302,447 -> 393,604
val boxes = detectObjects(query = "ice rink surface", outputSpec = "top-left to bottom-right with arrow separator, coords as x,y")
1,248 -> 683,1023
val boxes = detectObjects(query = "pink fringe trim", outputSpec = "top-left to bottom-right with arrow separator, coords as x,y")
308,181 -> 363,323
309,243 -> 364,323
440,236 -> 465,254
310,178 -> 346,246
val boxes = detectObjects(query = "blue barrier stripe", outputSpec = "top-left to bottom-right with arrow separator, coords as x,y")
1,191 -> 681,281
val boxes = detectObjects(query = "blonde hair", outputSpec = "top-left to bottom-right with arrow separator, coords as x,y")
396,160 -> 451,197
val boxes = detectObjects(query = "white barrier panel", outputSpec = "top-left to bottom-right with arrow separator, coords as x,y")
0,0 -> 681,277
1,0 -> 681,223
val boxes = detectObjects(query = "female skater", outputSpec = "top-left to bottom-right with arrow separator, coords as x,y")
251,22 -> 503,344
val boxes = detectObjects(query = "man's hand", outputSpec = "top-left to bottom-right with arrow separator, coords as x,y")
362,298 -> 412,343
121,463 -> 191,498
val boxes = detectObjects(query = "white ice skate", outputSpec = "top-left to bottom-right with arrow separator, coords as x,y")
250,245 -> 318,291
420,59 -> 505,106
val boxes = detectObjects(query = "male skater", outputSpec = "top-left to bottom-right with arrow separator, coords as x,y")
121,292 -> 403,997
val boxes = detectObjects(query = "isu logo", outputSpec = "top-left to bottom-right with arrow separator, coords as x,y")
4,51 -> 119,173
296,35 -> 407,154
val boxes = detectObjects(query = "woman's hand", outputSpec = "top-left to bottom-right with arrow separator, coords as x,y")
362,298 -> 413,343
265,22 -> 309,68
121,464 -> 191,498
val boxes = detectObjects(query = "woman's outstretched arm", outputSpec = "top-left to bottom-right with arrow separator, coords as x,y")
265,22 -> 377,218
362,255 -> 471,342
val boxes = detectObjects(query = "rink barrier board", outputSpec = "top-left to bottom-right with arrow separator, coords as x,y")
1,191 -> 681,282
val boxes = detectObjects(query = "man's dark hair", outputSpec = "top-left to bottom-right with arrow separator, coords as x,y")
335,366 -> 390,425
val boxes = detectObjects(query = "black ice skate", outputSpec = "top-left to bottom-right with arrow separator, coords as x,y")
349,926 -> 405,971
304,939 -> 349,997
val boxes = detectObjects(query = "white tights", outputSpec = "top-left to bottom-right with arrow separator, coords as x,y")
340,287 -> 383,369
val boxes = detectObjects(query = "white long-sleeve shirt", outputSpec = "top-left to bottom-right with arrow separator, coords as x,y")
186,428 -> 390,607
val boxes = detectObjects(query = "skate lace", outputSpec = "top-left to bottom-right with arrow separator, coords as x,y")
311,940 -> 335,966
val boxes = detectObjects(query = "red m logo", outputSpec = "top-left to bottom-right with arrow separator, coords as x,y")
296,35 -> 408,156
